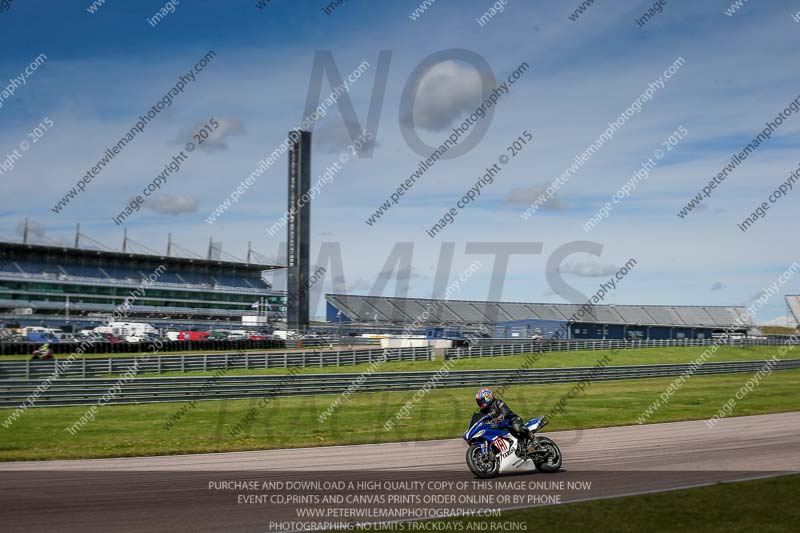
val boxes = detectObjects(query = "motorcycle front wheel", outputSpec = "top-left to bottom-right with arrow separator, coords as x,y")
534,437 -> 562,473
466,443 -> 500,479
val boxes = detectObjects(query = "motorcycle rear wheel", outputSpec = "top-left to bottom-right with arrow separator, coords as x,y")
533,437 -> 562,473
466,443 -> 500,479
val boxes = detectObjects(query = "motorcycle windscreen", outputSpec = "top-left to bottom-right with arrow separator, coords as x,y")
469,412 -> 484,427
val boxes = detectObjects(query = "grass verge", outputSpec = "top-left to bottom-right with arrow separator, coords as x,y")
431,474 -> 800,533
1,368 -> 798,461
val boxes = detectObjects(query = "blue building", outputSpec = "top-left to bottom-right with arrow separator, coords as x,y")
494,319 -> 718,340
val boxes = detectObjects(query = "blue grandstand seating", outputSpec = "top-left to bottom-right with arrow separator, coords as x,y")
14,260 -> 63,276
0,257 -> 267,291
58,264 -> 107,278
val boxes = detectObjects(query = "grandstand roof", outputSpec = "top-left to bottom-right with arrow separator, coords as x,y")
326,294 -> 752,328
0,241 -> 283,273
786,295 -> 800,324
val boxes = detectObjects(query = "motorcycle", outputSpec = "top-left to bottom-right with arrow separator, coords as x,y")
31,347 -> 54,360
462,413 -> 562,478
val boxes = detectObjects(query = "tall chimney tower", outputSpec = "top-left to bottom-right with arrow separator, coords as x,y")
286,130 -> 311,332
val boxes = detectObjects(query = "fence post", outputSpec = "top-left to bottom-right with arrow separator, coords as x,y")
284,353 -> 288,368
302,352 -> 306,367
204,354 -> 208,371
245,352 -> 250,370
353,349 -> 356,365
182,355 -> 185,373
25,359 -> 30,379
82,358 -> 87,378
320,351 -> 324,367
158,357 -> 162,374
336,351 -> 341,367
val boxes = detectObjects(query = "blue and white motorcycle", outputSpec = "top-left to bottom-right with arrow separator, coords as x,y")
462,414 -> 562,478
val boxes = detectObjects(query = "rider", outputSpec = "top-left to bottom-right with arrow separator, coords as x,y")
32,343 -> 52,360
475,388 -> 534,454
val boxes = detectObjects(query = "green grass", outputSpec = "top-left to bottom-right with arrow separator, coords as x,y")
1,368 -> 798,461
429,474 -> 800,533
44,344 -> 794,379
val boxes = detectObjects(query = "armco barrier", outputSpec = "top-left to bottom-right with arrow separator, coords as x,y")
1,358 -> 798,408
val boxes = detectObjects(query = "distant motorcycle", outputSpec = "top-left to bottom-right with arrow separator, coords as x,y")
30,344 -> 54,360
463,414 -> 562,478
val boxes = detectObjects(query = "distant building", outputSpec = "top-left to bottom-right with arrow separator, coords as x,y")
0,241 -> 285,330
325,294 -> 750,340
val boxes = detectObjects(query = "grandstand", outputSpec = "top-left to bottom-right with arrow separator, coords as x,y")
785,296 -> 800,326
0,240 -> 286,330
325,294 -> 751,340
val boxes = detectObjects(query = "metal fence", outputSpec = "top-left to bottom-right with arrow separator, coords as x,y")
448,337 -> 789,359
2,358 -> 798,408
0,339 -> 285,356
0,336 -> 379,356
0,346 -> 429,379
0,337 -> 790,379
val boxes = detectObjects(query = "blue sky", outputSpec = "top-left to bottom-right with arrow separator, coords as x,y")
1,0 -> 799,322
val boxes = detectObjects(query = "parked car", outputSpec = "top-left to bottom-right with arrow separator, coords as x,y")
100,333 -> 123,343
26,332 -> 59,343
177,331 -> 210,341
209,330 -> 230,341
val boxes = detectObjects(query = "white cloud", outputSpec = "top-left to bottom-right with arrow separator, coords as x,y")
405,60 -> 484,131
759,315 -> 798,327
331,275 -> 367,293
144,195 -> 197,215
504,185 -> 569,211
557,261 -> 619,278
176,116 -> 244,152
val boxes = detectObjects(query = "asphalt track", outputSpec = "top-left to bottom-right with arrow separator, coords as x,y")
1,411 -> 798,532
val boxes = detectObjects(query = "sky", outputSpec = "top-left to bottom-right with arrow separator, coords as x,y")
1,0 -> 799,323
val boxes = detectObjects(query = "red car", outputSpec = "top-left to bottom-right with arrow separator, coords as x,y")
102,333 -> 123,343
178,331 -> 210,341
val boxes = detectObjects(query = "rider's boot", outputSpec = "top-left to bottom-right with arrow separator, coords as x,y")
523,432 -> 539,456
516,432 -> 536,457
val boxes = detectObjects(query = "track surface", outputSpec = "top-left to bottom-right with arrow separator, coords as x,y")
2,412 -> 799,532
